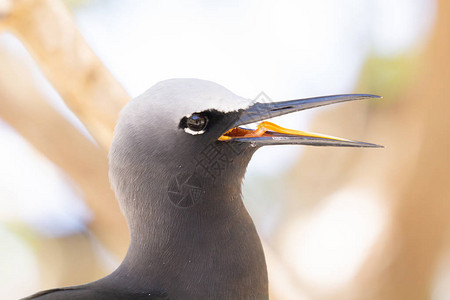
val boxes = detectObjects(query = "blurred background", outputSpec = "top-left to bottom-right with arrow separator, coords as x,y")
0,0 -> 448,299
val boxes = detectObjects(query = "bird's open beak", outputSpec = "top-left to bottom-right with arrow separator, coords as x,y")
218,94 -> 383,148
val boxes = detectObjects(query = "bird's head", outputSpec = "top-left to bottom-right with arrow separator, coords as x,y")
109,78 -> 381,213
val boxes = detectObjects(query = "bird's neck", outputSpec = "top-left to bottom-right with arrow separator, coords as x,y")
106,148 -> 268,298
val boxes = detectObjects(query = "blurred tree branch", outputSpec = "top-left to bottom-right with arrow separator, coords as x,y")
0,0 -> 130,256
0,0 -> 129,149
350,1 -> 450,299
280,2 -> 449,300
0,43 -> 128,258
0,0 -> 129,288
0,0 -> 130,286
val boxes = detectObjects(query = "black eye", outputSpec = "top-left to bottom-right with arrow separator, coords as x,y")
186,114 -> 209,132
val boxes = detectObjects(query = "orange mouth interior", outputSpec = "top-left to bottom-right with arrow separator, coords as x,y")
218,121 -> 349,142
218,126 -> 270,141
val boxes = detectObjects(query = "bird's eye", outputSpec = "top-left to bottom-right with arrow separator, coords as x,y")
186,114 -> 209,132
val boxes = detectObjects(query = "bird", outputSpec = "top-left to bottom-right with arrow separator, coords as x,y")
23,78 -> 381,299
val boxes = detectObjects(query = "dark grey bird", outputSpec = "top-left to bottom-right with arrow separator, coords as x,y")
23,79 -> 381,299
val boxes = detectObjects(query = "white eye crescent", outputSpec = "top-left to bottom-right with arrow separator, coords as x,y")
183,114 -> 209,135
184,127 -> 206,135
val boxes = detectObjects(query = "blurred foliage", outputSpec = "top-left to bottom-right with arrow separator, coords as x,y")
63,0 -> 94,9
358,52 -> 421,103
4,221 -> 39,248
